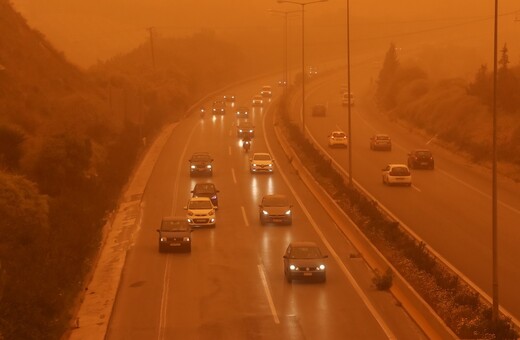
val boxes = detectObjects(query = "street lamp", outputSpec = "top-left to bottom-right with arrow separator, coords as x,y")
268,9 -> 300,96
278,0 -> 328,134
346,0 -> 352,186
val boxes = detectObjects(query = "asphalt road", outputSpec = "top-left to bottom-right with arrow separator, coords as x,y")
303,70 -> 520,325
105,76 -> 427,340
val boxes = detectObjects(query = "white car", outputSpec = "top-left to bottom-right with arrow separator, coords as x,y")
184,197 -> 216,227
382,164 -> 412,186
341,92 -> 354,106
328,131 -> 348,148
250,152 -> 274,173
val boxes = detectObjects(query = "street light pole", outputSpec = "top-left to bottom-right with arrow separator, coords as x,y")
491,0 -> 499,324
268,9 -> 300,97
346,0 -> 352,186
278,0 -> 328,134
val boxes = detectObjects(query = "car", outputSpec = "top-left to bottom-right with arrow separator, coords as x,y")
223,94 -> 235,103
235,106 -> 249,118
184,197 -> 216,227
156,216 -> 192,252
252,95 -> 263,107
212,100 -> 226,115
328,131 -> 348,148
191,183 -> 219,209
259,194 -> 292,225
308,66 -> 319,78
407,149 -> 434,169
277,80 -> 287,87
250,152 -> 274,173
283,241 -> 328,283
237,121 -> 255,138
189,152 -> 213,176
382,164 -> 412,186
370,134 -> 392,151
312,104 -> 327,117
341,92 -> 354,106
260,85 -> 272,97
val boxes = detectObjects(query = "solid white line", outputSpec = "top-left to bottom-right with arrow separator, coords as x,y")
257,264 -> 280,324
158,256 -> 172,340
412,184 -> 421,192
231,168 -> 237,184
263,107 -> 397,339
240,206 -> 250,227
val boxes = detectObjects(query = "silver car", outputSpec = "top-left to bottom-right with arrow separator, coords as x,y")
259,194 -> 292,225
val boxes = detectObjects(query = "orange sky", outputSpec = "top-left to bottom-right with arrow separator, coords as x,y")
11,0 -> 520,68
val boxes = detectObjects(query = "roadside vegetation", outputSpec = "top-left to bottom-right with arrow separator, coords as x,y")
375,43 -> 520,178
276,90 -> 518,339
0,1 -> 249,338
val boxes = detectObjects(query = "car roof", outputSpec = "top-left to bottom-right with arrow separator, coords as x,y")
161,216 -> 188,222
374,133 -> 390,137
253,152 -> 271,157
411,149 -> 431,153
194,182 -> 216,189
289,241 -> 319,248
388,163 -> 409,168
331,130 -> 346,134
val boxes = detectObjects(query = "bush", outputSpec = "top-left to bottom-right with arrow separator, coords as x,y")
372,268 -> 393,290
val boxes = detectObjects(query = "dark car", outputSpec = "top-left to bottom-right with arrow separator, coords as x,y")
156,217 -> 191,252
189,152 -> 213,176
312,104 -> 326,117
283,241 -> 328,283
259,194 -> 292,225
223,94 -> 235,103
191,182 -> 219,209
235,106 -> 249,119
407,149 -> 434,169
237,121 -> 255,138
370,134 -> 392,151
212,100 -> 226,115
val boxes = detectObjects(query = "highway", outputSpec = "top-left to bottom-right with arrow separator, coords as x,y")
304,70 -> 520,325
105,77 -> 427,339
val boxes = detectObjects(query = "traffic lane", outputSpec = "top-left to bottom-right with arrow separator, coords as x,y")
306,76 -> 520,320
107,114 -> 203,339
261,103 -> 427,339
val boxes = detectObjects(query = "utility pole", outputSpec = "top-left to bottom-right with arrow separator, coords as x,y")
346,0 -> 352,186
148,27 -> 156,71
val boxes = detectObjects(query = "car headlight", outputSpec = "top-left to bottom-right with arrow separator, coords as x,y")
268,163 -> 273,167
289,264 -> 296,271
208,210 -> 215,216
319,264 -> 326,270
183,237 -> 190,242
249,130 -> 253,133
190,165 -> 196,169
262,210 -> 269,215
252,163 -> 257,167
160,237 -> 167,242
239,129 -> 243,133
206,165 -> 212,168
285,210 -> 291,215
211,195 -> 217,199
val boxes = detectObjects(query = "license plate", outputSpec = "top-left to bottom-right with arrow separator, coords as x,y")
171,243 -> 181,246
273,218 -> 282,222
303,273 -> 312,276
421,162 -> 428,165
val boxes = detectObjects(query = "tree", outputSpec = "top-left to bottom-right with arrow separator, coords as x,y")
0,125 -> 25,170
377,43 -> 400,110
467,64 -> 492,105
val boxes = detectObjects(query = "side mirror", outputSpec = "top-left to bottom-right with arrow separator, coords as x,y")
156,229 -> 160,232
216,190 -> 220,193
283,255 -> 288,259
323,255 -> 329,259
190,190 -> 194,193
183,206 -> 187,210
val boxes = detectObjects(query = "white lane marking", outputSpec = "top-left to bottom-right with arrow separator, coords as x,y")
257,264 -> 280,324
263,108 -> 397,339
425,134 -> 437,145
241,206 -> 250,227
438,168 -> 520,216
231,168 -> 237,184
412,184 -> 421,192
158,256 -> 172,340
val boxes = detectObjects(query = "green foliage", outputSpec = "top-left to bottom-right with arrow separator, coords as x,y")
372,268 -> 393,291
376,43 -> 400,110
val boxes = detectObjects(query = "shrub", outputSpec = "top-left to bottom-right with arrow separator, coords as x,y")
372,268 -> 393,290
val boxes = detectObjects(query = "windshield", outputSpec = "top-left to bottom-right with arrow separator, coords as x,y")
161,219 -> 189,231
376,135 -> 389,140
194,184 -> 216,194
290,246 -> 322,259
188,200 -> 213,209
390,167 -> 410,176
254,154 -> 271,161
332,133 -> 346,138
191,154 -> 211,162
264,196 -> 288,207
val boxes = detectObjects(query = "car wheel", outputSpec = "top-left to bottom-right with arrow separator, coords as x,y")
260,215 -> 266,225
430,163 -> 434,170
158,243 -> 165,253
408,161 -> 413,169
286,275 -> 292,283
382,176 -> 386,185
320,275 -> 327,283
186,245 -> 192,252
286,218 -> 292,226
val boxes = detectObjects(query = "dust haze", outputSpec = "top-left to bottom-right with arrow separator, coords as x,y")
12,0 -> 520,78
